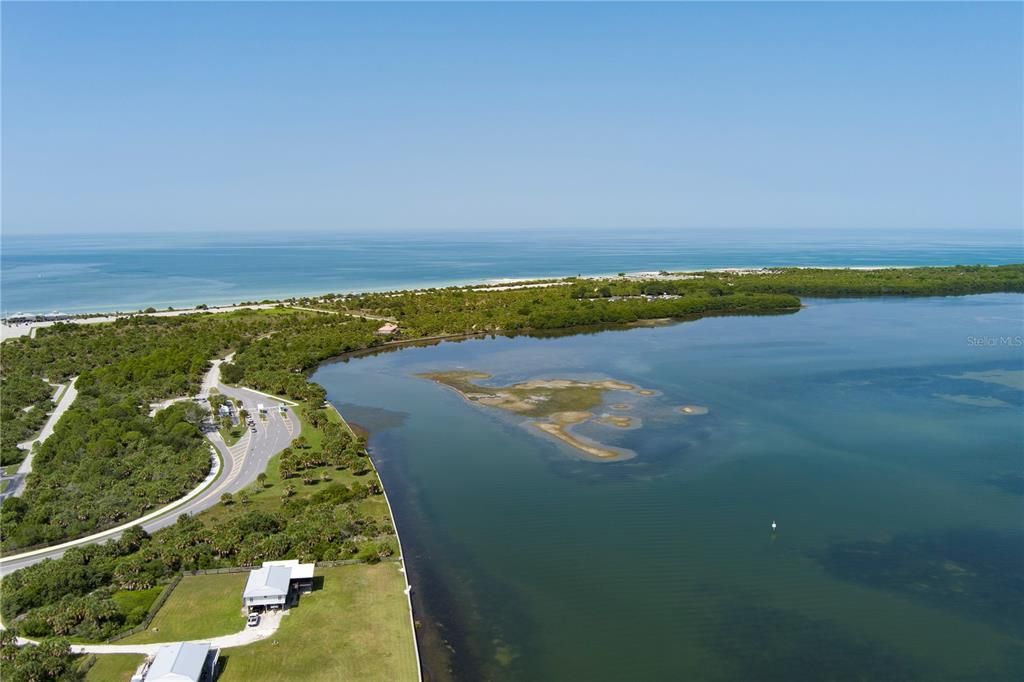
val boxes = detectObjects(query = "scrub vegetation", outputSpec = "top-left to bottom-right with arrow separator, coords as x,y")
1,265 -> 1021,679
1,400 -> 211,549
718,264 -> 1024,297
0,374 -> 53,466
0,405 -> 398,642
314,264 -> 1024,337
0,310 -> 320,550
0,631 -> 79,682
324,281 -> 800,337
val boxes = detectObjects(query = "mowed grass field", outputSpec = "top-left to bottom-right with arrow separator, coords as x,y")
122,573 -> 248,643
84,654 -> 145,682
218,563 -> 418,681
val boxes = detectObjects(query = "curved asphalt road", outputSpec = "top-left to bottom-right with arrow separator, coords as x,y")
0,363 -> 297,576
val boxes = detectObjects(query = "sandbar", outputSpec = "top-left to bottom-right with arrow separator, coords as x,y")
419,371 -> 644,418
944,369 -> 1024,391
596,414 -> 639,429
420,371 -> 653,460
533,413 -> 633,460
933,393 -> 1010,408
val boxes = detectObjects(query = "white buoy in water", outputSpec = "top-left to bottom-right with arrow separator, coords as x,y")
771,520 -> 777,532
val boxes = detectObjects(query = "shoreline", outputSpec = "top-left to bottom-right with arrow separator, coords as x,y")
532,417 -> 636,461
0,263 -> 945,321
1,303 -> 278,341
324,401 -> 424,682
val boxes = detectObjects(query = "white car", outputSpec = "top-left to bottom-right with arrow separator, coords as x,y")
247,613 -> 260,627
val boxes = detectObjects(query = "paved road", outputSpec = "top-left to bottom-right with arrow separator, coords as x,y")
0,378 -> 79,502
0,363 -> 297,576
215,384 -> 297,490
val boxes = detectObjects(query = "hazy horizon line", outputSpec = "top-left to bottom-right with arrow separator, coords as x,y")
4,225 -> 1022,239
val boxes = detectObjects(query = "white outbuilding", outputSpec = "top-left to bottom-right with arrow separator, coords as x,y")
132,642 -> 218,682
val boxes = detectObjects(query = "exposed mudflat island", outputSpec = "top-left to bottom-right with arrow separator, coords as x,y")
418,371 -> 657,460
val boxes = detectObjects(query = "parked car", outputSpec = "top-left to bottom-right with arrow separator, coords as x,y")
247,613 -> 260,627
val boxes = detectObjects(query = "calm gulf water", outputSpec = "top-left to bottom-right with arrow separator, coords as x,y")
2,228 -> 1022,314
313,295 -> 1024,681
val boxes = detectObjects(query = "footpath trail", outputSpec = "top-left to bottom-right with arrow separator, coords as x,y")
1,377 -> 79,501
286,304 -> 397,322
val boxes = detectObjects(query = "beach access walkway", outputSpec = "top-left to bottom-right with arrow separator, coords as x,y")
1,377 -> 79,501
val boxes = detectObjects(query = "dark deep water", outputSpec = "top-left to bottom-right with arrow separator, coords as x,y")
314,295 -> 1024,681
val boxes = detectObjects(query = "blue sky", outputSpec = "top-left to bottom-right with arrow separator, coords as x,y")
2,2 -> 1021,235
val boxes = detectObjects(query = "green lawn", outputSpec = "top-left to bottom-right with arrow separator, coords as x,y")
220,423 -> 245,446
121,573 -> 248,643
84,654 -> 145,682
112,586 -> 163,622
218,563 -> 418,682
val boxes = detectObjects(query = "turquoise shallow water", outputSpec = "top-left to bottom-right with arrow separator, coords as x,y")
3,228 -> 1022,313
313,295 -> 1024,681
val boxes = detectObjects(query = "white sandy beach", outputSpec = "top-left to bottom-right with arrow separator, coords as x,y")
0,303 -> 277,342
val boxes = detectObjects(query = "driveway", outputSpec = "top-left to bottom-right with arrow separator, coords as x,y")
69,610 -> 285,654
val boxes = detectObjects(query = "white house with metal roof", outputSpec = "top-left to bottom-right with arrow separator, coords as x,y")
132,642 -> 218,682
242,559 -> 315,612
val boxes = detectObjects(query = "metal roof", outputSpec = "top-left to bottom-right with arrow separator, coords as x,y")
262,559 -> 315,580
243,565 -> 292,599
145,642 -> 210,682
